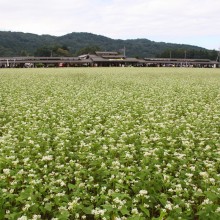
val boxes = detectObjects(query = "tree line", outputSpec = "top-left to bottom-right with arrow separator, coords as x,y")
31,46 -> 220,61
156,49 -> 218,60
33,45 -> 101,57
0,31 -> 219,59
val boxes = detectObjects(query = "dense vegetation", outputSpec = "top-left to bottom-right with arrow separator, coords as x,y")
0,31 -> 218,59
156,49 -> 218,60
0,68 -> 220,220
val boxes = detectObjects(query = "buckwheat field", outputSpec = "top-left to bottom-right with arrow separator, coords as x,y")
0,68 -> 220,220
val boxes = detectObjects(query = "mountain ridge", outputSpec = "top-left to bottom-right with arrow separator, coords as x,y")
0,31 -> 215,58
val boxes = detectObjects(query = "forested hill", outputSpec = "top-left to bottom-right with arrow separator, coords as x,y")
0,31 -> 218,59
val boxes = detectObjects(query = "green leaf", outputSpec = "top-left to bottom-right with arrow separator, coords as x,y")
205,191 -> 219,201
120,206 -> 130,215
45,203 -> 52,211
152,210 -> 167,220
102,204 -> 113,212
128,216 -> 144,220
0,208 -> 5,220
196,209 -> 206,217
158,194 -> 167,206
58,210 -> 70,220
82,206 -> 93,215
112,193 -> 130,199
19,188 -> 32,199
140,205 -> 150,217
68,183 -> 75,190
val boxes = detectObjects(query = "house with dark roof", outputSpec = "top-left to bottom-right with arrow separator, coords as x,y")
0,51 -> 219,68
87,51 -> 139,67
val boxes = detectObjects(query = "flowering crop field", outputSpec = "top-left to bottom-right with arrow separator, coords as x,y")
0,67 -> 220,220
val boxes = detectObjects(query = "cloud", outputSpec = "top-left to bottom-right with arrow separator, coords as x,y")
0,0 -> 219,49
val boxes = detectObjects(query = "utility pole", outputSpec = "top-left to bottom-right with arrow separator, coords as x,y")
184,50 -> 187,67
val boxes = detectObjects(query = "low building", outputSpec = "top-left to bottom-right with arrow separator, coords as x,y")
141,58 -> 219,68
88,51 -> 139,67
0,52 -> 219,68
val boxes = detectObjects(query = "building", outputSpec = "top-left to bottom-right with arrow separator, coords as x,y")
141,58 -> 219,68
0,51 -> 219,68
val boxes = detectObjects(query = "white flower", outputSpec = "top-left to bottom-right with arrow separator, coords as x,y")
209,178 -> 215,183
190,166 -> 195,171
60,181 -> 66,186
32,215 -> 41,220
58,206 -> 67,211
56,192 -> 65,197
18,169 -> 25,175
204,145 -> 211,151
17,216 -> 28,220
216,207 -> 220,213
29,140 -> 34,144
139,190 -> 148,195
3,169 -> 10,175
68,197 -> 80,210
202,198 -> 213,205
185,173 -> 193,178
42,155 -> 53,161
22,204 -> 31,211
199,172 -> 209,178
91,208 -> 106,216
165,202 -> 173,210
131,208 -> 139,214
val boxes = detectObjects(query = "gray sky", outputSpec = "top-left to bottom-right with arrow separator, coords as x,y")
1,0 -> 219,50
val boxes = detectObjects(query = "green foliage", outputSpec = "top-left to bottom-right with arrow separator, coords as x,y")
34,44 -> 72,57
0,68 -> 220,219
76,45 -> 101,56
0,31 -> 56,56
156,48 -> 218,60
20,50 -> 29,56
35,63 -> 45,68
0,31 -> 215,58
34,46 -> 52,57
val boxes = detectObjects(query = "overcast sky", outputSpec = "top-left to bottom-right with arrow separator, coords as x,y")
1,0 -> 219,50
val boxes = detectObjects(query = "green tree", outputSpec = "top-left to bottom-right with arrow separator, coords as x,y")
34,46 -> 52,57
34,45 -> 72,57
56,48 -> 71,57
20,50 -> 29,56
76,45 -> 101,56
